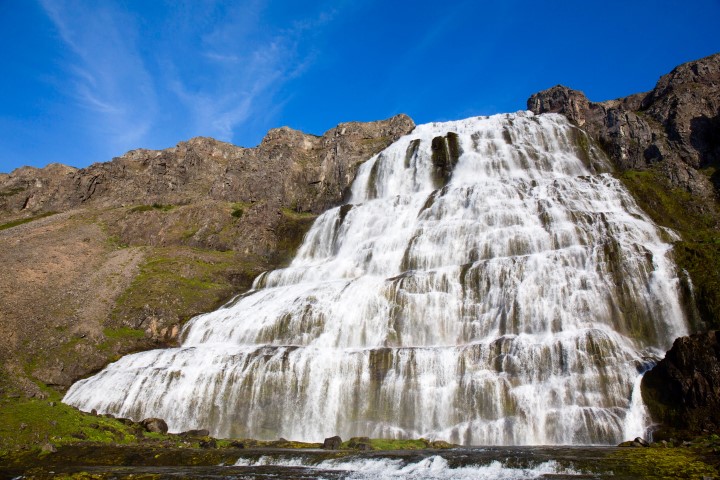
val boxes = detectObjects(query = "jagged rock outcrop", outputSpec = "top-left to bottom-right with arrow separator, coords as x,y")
642,331 -> 720,435
0,114 -> 414,254
0,115 -> 414,397
529,53 -> 720,199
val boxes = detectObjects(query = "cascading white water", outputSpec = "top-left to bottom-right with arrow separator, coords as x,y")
63,112 -> 688,445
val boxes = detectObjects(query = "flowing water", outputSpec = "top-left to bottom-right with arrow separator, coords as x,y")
63,112 -> 688,445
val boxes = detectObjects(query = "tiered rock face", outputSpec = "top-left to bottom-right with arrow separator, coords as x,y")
0,115 -> 414,397
528,53 -> 720,200
529,53 -> 720,438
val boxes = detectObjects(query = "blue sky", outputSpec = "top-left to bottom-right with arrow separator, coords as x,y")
1,0 -> 719,173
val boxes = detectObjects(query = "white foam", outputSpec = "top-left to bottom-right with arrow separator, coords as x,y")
234,455 -> 583,479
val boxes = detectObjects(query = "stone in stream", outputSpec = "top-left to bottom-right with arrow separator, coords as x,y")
322,436 -> 342,450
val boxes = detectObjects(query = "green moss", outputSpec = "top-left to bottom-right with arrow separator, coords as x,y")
129,203 -> 174,213
230,202 -> 251,219
269,209 -> 318,266
103,327 -> 146,340
280,207 -> 316,219
607,446 -> 719,479
367,438 -> 431,450
0,186 -> 26,197
111,248 -> 237,326
618,167 -> 720,330
0,397 -> 140,455
0,211 -> 57,231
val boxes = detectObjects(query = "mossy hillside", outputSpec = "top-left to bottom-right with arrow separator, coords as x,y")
269,208 -> 318,266
128,203 -> 174,213
605,444 -> 719,480
0,211 -> 57,231
618,168 -> 720,330
110,246 -> 264,333
0,395 -> 144,456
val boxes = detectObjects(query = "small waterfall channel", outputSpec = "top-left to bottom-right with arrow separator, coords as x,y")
63,112 -> 688,445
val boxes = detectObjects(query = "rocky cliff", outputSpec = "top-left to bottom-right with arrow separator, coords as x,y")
0,115 -> 414,397
529,53 -> 720,438
642,331 -> 720,437
528,53 -> 720,200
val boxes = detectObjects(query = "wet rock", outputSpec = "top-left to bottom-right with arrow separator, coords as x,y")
199,437 -> 217,449
90,409 -> 97,416
429,440 -> 454,449
642,331 -> 720,434
140,417 -> 168,434
180,429 -> 210,437
229,440 -> 245,449
322,435 -> 342,450
347,437 -> 373,450
634,437 -> 650,447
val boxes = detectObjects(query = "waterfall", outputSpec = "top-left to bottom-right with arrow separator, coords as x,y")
63,112 -> 688,445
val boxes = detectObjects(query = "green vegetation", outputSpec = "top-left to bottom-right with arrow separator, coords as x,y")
607,444 -> 719,479
0,211 -> 57,231
270,208 -> 318,266
102,327 -> 146,340
111,247 -> 241,327
619,168 -> 720,330
129,203 -> 174,213
231,201 -> 252,219
0,186 -> 26,197
0,395 -> 140,455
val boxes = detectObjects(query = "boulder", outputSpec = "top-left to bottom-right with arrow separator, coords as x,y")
180,429 -> 210,437
642,331 -> 720,434
322,435 -> 342,450
347,436 -> 373,450
140,417 -> 168,434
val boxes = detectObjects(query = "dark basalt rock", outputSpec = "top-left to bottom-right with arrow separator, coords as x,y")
322,435 -> 342,450
430,132 -> 462,188
642,331 -> 720,434
347,436 -> 373,450
180,429 -> 210,437
141,417 -> 169,434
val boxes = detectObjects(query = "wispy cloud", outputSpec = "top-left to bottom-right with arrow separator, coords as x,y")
39,0 -> 157,152
164,1 -> 337,143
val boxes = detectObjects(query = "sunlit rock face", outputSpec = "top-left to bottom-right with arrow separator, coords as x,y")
63,112 -> 688,445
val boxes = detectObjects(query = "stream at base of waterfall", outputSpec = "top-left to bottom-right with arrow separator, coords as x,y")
63,112 -> 689,445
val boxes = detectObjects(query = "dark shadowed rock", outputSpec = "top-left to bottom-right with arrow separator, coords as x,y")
347,436 -> 373,450
180,429 -> 210,437
141,417 -> 169,434
528,53 -> 720,199
322,435 -> 342,450
642,331 -> 720,434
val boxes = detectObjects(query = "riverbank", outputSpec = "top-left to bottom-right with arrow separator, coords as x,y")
3,443 -> 720,479
3,395 -> 720,479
